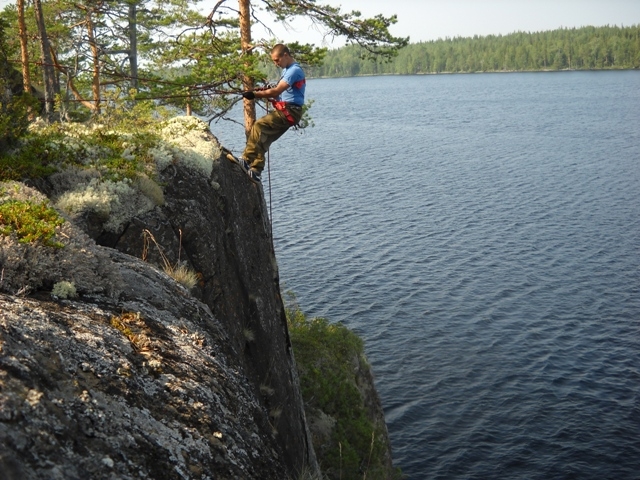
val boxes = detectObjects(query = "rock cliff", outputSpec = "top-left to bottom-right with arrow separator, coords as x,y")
0,117 -> 392,479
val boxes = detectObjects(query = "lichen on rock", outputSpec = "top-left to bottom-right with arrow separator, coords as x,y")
0,116 -> 395,479
0,248 -> 285,479
159,116 -> 222,176
0,182 -> 123,296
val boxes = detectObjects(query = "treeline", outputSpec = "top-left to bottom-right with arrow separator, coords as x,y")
310,25 -> 640,77
0,0 -> 407,129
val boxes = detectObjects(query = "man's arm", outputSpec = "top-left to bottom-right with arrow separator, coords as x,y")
255,80 -> 289,98
252,79 -> 289,100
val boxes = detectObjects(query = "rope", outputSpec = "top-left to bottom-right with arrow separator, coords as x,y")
267,150 -> 273,238
265,101 -> 274,242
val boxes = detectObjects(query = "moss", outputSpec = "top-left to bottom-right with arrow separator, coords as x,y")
0,132 -> 74,181
0,199 -> 65,248
286,301 -> 401,480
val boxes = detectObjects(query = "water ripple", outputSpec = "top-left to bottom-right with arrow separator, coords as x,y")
214,71 -> 640,479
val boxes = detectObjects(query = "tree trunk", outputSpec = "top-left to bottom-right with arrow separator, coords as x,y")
86,9 -> 101,113
33,0 -> 57,120
17,0 -> 30,93
128,2 -> 138,90
238,0 -> 255,136
50,47 -> 95,112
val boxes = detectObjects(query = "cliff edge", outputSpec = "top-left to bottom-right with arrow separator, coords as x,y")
0,116 -> 393,479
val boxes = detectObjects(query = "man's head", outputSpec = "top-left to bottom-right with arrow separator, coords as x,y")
271,44 -> 294,68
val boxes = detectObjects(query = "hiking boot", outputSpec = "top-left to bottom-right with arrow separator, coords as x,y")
222,147 -> 237,163
247,168 -> 262,184
223,149 -> 250,172
237,157 -> 250,172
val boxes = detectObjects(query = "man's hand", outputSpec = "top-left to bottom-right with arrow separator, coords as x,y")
242,91 -> 256,100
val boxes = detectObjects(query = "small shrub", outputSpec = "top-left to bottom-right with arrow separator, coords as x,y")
243,328 -> 256,342
51,280 -> 77,299
0,200 -> 65,247
260,384 -> 275,396
0,18 -> 39,154
0,132 -> 72,181
0,93 -> 39,155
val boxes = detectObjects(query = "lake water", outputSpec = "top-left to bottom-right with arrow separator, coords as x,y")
212,71 -> 640,479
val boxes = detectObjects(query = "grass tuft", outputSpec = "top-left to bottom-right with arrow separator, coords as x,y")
142,229 -> 199,290
243,328 -> 256,342
164,264 -> 198,289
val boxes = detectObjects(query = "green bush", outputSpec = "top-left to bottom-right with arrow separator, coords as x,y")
0,199 -> 65,247
0,93 -> 40,153
286,301 -> 399,480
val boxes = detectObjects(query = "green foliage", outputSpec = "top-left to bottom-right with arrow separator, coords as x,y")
310,25 -> 640,77
0,89 -> 40,154
0,121 -> 158,184
0,199 -> 65,248
264,1 -> 408,60
0,131 -> 73,181
286,300 -> 396,480
0,0 -> 406,123
101,88 -> 169,131
0,17 -> 39,153
0,89 -> 170,184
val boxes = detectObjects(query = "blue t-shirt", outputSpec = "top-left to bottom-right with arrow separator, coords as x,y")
279,62 -> 305,106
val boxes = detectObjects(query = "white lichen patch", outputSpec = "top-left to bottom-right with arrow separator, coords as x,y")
148,144 -> 175,171
160,116 -> 221,177
21,115 -> 225,235
55,178 -> 155,232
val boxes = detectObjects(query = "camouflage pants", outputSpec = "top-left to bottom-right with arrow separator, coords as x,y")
242,105 -> 302,172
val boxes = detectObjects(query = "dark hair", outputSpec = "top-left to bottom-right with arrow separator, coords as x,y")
271,43 -> 290,57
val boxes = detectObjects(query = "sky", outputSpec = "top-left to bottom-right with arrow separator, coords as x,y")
247,0 -> 640,47
2,0 -> 639,47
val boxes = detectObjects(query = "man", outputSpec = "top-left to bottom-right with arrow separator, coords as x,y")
233,44 -> 306,184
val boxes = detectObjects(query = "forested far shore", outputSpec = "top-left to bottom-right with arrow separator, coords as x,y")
308,25 -> 640,77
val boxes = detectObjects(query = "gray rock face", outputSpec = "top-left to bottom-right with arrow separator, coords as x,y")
111,152 -> 318,476
0,144 -> 318,478
1,120 -> 394,479
0,252 -> 283,479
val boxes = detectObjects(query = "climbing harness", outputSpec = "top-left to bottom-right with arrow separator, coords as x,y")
271,101 -> 297,126
271,80 -> 305,126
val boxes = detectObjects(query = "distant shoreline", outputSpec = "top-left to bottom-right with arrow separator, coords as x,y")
309,67 -> 639,80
